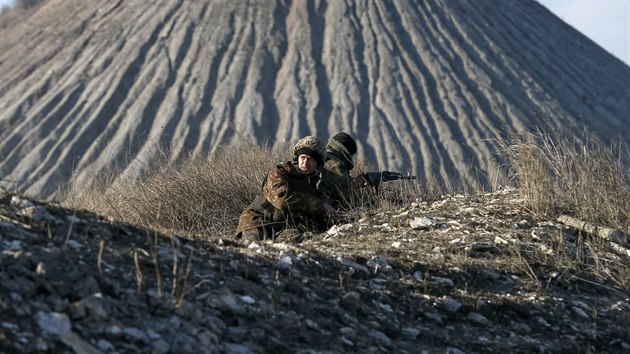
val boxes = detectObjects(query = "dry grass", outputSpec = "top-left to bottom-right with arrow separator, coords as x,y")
64,143 -> 288,238
498,127 -> 630,232
65,127 -> 629,256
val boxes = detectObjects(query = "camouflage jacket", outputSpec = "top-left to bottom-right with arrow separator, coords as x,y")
319,139 -> 358,208
235,161 -> 329,237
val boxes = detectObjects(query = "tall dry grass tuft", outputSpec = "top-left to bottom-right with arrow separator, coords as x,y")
499,127 -> 630,232
64,143 -> 288,238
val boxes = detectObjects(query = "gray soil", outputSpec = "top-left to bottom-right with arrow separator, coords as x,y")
1,187 -> 629,353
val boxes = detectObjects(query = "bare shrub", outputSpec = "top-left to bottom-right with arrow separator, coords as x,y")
498,127 -> 630,231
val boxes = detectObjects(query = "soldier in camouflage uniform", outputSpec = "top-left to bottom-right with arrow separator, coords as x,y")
319,132 -> 367,209
235,136 -> 338,241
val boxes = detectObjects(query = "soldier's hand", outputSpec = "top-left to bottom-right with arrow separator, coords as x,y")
354,174 -> 368,188
323,202 -> 339,221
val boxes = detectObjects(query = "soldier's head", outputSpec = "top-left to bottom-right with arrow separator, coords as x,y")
293,135 -> 326,174
327,132 -> 357,170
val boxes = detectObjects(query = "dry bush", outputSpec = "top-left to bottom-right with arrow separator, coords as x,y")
65,143 -> 288,238
499,127 -> 630,232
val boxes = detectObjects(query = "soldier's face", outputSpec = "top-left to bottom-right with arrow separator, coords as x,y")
297,154 -> 318,174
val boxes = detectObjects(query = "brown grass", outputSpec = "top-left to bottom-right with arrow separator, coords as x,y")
65,126 -> 629,256
63,143 -> 289,238
498,127 -> 630,232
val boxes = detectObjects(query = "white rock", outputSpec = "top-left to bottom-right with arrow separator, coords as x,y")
327,225 -> 342,237
10,196 -> 33,209
410,216 -> 436,230
494,236 -> 509,244
391,241 -> 402,248
379,223 -> 392,231
339,223 -> 354,231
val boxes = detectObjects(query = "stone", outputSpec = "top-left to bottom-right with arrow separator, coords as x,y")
96,339 -> 115,352
440,297 -> 462,313
410,217 -> 437,230
152,339 -> 170,354
239,295 -> 256,305
60,331 -> 103,354
224,343 -> 256,354
401,327 -> 421,340
513,322 -> 532,334
341,292 -> 361,312
429,276 -> 455,288
36,312 -> 71,336
124,327 -> 149,342
572,306 -> 590,320
367,255 -> 390,273
10,196 -> 33,210
369,329 -> 392,347
467,312 -> 491,326
20,206 -> 61,224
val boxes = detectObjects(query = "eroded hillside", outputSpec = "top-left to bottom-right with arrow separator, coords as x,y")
1,0 -> 629,197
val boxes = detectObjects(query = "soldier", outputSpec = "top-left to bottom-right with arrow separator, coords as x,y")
319,132 -> 367,209
235,136 -> 338,241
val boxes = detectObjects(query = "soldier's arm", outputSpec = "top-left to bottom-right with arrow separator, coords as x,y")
263,166 -> 326,214
320,162 -> 358,197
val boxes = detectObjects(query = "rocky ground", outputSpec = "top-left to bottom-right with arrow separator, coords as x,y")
0,186 -> 628,353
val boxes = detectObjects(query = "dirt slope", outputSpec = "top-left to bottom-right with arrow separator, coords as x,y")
1,0 -> 629,197
1,187 -> 629,353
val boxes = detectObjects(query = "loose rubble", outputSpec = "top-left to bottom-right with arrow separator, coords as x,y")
0,187 -> 628,353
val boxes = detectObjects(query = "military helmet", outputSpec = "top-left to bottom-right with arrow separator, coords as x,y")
293,135 -> 326,166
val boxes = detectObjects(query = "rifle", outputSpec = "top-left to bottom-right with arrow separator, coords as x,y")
360,171 -> 417,192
